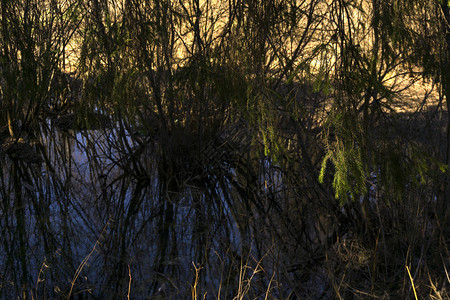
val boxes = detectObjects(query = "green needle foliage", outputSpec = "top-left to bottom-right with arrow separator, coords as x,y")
0,0 -> 449,299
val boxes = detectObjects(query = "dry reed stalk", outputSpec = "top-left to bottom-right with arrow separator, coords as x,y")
67,219 -> 111,299
406,265 -> 419,300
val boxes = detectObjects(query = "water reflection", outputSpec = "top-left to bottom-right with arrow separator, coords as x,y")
0,114 -> 258,298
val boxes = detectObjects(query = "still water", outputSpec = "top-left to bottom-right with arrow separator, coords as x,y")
0,115 -> 257,299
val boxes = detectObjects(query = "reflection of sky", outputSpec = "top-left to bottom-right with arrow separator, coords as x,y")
1,122 -> 261,298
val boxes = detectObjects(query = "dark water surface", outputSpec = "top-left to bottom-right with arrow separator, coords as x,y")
1,115 -> 292,299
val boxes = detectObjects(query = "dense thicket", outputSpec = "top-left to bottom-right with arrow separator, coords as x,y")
0,0 -> 449,298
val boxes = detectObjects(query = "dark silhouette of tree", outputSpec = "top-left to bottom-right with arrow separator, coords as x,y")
0,0 -> 449,298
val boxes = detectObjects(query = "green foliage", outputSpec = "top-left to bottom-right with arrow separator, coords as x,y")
320,110 -> 368,203
2,1 -> 450,298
